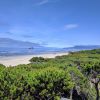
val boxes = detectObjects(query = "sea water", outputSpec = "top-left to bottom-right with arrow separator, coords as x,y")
0,47 -> 65,56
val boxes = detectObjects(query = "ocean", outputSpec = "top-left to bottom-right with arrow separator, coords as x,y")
0,47 -> 65,56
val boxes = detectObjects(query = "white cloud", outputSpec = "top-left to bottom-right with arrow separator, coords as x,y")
36,0 -> 49,6
35,0 -> 60,6
64,24 -> 79,30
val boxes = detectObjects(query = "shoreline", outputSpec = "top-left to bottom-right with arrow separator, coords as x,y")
0,52 -> 69,67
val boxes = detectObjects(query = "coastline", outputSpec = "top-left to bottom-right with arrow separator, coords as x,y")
0,52 -> 69,67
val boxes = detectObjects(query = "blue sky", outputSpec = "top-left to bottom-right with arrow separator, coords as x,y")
0,0 -> 100,47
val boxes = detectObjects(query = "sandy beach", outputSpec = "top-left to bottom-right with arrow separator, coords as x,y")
0,52 -> 68,67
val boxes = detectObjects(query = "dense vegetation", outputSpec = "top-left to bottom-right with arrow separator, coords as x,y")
0,49 -> 100,100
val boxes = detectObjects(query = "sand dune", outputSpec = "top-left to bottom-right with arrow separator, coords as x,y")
0,52 -> 68,67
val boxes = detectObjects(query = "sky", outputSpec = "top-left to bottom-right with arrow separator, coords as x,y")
0,0 -> 100,48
